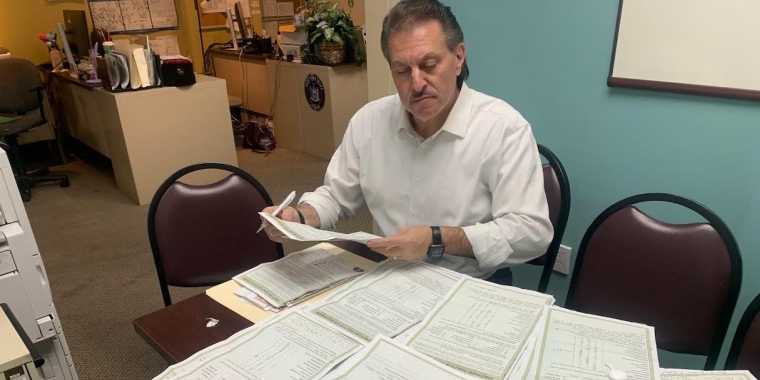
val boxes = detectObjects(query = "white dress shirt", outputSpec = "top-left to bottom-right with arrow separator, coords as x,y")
299,83 -> 553,279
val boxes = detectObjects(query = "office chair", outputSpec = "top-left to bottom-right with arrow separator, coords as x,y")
725,292 -> 760,376
489,144 -> 571,293
147,163 -> 284,306
0,58 -> 69,202
566,193 -> 742,370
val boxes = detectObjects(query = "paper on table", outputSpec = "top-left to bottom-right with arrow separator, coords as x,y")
233,247 -> 365,307
505,311 -> 544,380
660,369 -> 758,380
310,260 -> 463,342
528,306 -> 661,380
151,310 -> 362,380
321,335 -> 474,380
405,277 -> 555,380
259,212 -> 381,244
206,243 -> 380,324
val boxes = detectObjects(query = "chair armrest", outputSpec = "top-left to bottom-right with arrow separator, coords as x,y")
29,85 -> 46,123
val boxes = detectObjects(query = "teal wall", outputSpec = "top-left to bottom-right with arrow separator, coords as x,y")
446,0 -> 760,369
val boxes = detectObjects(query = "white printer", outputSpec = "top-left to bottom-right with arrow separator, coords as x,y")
0,149 -> 77,380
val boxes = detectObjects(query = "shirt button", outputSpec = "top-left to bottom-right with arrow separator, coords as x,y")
414,177 -> 420,183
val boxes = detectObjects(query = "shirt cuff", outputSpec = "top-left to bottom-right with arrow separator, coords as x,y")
460,223 -> 513,271
298,194 -> 335,230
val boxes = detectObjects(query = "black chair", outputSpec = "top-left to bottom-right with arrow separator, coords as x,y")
725,292 -> 760,376
566,193 -> 742,370
527,144 -> 571,293
0,58 -> 68,202
490,144 -> 570,293
148,163 -> 284,306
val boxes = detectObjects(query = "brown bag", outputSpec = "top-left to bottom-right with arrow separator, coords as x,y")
243,121 -> 276,154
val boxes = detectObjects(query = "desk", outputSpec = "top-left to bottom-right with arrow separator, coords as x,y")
132,241 -> 384,363
210,49 -> 368,159
46,73 -> 238,205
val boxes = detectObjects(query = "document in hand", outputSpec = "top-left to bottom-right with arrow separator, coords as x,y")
233,247 -> 365,308
151,310 -> 363,380
309,260 -> 463,342
528,306 -> 661,380
258,212 -> 380,243
321,335 -> 473,380
660,369 -> 757,380
404,277 -> 555,380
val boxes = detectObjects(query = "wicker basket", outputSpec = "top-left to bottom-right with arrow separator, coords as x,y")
317,40 -> 346,65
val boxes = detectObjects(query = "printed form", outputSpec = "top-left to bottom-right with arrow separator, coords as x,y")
151,310 -> 362,380
233,248 -> 364,307
529,306 -> 661,380
310,260 -> 463,342
259,212 -> 380,243
405,277 -> 555,380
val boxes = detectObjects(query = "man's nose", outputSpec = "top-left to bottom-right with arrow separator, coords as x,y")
411,69 -> 427,93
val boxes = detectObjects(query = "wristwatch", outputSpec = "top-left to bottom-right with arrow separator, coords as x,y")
427,226 -> 444,258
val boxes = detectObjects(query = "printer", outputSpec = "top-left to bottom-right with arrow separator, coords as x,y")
0,150 -> 77,380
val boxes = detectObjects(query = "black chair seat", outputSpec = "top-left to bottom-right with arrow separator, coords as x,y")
0,111 -> 43,137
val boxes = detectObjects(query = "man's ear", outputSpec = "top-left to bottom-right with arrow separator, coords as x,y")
455,43 -> 466,75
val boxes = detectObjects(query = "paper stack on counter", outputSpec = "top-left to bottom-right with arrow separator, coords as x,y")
232,247 -> 366,311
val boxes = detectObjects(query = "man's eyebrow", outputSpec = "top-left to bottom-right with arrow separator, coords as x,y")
390,53 -> 443,68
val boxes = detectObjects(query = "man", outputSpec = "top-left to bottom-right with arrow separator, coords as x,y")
263,0 -> 552,285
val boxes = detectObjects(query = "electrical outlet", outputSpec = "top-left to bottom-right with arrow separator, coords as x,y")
553,244 -> 572,275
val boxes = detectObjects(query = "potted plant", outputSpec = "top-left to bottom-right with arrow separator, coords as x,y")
297,0 -> 365,66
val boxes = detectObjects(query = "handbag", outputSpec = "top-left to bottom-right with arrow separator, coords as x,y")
243,120 -> 276,154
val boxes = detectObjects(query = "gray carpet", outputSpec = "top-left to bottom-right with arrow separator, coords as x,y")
23,147 -> 373,380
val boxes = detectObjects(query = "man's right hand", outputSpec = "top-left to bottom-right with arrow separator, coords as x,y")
261,206 -> 300,243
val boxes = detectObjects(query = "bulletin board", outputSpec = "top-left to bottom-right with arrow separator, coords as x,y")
89,0 -> 179,34
608,0 -> 760,101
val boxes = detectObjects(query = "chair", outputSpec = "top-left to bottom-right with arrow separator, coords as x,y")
0,58 -> 69,202
489,144 -> 571,292
566,193 -> 742,370
147,163 -> 284,306
725,292 -> 760,375
526,144 -> 571,293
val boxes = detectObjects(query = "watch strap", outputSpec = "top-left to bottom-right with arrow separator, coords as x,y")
431,226 -> 442,246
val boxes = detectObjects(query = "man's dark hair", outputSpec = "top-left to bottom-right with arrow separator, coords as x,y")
380,0 -> 469,89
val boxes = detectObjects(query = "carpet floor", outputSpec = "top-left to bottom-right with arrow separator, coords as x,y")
23,146 -> 373,380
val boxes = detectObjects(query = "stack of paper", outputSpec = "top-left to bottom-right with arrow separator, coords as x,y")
403,277 -> 555,380
512,305 -> 662,380
660,369 -> 757,380
232,247 -> 366,311
309,259 -> 464,342
152,309 -> 362,380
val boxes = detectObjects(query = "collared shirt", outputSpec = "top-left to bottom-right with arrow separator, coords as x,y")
299,83 -> 553,279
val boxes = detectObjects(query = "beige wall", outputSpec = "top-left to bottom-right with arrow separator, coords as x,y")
0,0 -> 206,69
365,0 -> 397,101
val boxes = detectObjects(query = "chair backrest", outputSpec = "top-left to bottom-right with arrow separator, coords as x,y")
527,144 -> 571,293
725,292 -> 760,375
566,193 -> 742,370
0,58 -> 41,115
147,163 -> 283,306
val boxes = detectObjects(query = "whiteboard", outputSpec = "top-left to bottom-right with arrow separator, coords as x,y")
89,0 -> 179,34
609,0 -> 760,101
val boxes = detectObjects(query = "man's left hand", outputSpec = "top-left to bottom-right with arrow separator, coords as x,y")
366,226 -> 432,261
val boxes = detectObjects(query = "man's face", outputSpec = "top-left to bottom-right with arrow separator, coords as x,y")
388,21 -> 465,124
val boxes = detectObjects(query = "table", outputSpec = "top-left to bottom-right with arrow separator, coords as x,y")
133,241 -> 385,364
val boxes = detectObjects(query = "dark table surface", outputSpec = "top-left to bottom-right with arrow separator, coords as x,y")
133,241 -> 384,364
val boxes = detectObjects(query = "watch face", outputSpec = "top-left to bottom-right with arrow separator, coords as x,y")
428,246 -> 444,258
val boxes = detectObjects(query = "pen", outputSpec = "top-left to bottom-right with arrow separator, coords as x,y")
257,190 -> 296,233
